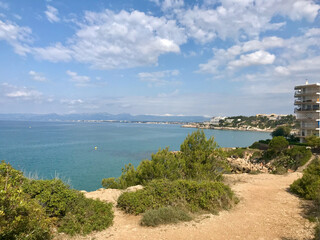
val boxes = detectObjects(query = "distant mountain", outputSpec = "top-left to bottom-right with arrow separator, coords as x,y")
0,113 -> 210,123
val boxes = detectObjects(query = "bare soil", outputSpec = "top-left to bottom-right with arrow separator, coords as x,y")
57,172 -> 315,240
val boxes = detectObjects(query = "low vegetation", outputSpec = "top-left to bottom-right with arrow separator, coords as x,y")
117,179 -> 237,215
102,130 -> 230,189
249,136 -> 312,174
290,158 -> 320,200
141,207 -> 192,227
0,162 -> 52,240
0,161 -> 114,239
290,158 -> 320,240
306,135 -> 320,151
103,130 -> 237,226
271,125 -> 292,138
224,147 -> 247,158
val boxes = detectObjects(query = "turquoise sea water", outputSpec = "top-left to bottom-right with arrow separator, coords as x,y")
0,121 -> 271,191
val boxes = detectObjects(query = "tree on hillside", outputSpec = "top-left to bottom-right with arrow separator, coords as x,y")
271,126 -> 291,138
268,136 -> 289,153
306,135 -> 320,149
180,130 -> 227,180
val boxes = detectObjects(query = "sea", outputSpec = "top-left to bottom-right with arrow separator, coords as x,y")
0,121 -> 271,191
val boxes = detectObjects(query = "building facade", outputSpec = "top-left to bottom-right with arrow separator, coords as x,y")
294,82 -> 320,142
209,116 -> 226,126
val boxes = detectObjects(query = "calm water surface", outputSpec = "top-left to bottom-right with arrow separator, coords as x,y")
0,121 -> 270,191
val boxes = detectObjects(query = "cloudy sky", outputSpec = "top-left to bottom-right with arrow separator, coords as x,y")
0,0 -> 319,116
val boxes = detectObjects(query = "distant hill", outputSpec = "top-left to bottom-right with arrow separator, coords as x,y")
0,113 -> 210,123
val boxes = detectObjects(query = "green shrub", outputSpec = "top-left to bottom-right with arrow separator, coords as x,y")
23,178 -> 114,236
102,149 -> 185,189
102,130 -> 229,189
23,179 -> 79,217
290,158 -> 320,200
271,126 -> 291,138
117,179 -> 237,215
306,135 -> 320,149
271,165 -> 288,175
0,161 -> 52,239
101,177 -> 123,189
141,207 -> 192,227
250,151 -> 262,160
290,158 -> 320,240
58,196 -> 113,236
284,146 -> 312,169
0,161 -> 114,237
269,136 -> 289,153
225,148 -> 246,158
249,141 -> 269,150
262,139 -> 311,172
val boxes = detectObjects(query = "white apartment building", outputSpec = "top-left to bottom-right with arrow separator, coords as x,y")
209,116 -> 226,126
294,82 -> 320,142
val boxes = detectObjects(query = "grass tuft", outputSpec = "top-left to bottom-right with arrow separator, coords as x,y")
141,207 -> 192,227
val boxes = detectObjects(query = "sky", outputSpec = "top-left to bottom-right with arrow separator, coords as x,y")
0,0 -> 320,117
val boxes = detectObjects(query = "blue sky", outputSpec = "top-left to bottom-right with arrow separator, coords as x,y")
0,0 -> 320,116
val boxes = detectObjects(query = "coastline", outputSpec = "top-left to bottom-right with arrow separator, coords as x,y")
181,124 -> 273,133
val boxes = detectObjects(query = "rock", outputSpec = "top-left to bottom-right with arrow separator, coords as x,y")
227,151 -> 270,174
126,185 -> 144,192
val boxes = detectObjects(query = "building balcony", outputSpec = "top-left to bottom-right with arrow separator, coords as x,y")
301,126 -> 318,130
294,100 -> 320,105
294,108 -> 320,113
296,117 -> 318,121
294,92 -> 320,97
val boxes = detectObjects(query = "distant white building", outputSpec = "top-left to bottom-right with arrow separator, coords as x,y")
210,116 -> 226,125
294,81 -> 320,142
225,119 -> 233,124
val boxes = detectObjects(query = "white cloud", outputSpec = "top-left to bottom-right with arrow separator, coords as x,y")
198,36 -> 282,75
149,0 -> 160,5
138,70 -> 180,87
33,9 -> 186,69
229,50 -> 275,68
0,19 -> 32,55
60,99 -> 84,105
305,28 -> 320,37
157,89 -> 179,97
90,90 -> 292,116
45,5 -> 60,23
288,0 -> 320,22
13,14 -> 22,20
66,70 -> 90,87
280,56 -> 320,78
29,70 -> 47,82
274,66 -> 290,76
1,83 -> 42,100
199,27 -> 320,75
176,0 -> 319,43
161,0 -> 184,11
183,50 -> 197,58
242,37 -> 285,53
33,43 -> 72,62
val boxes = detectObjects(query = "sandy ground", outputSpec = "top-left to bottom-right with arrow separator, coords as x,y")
57,172 -> 315,240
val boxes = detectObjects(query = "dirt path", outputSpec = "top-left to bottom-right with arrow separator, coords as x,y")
61,173 -> 315,240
